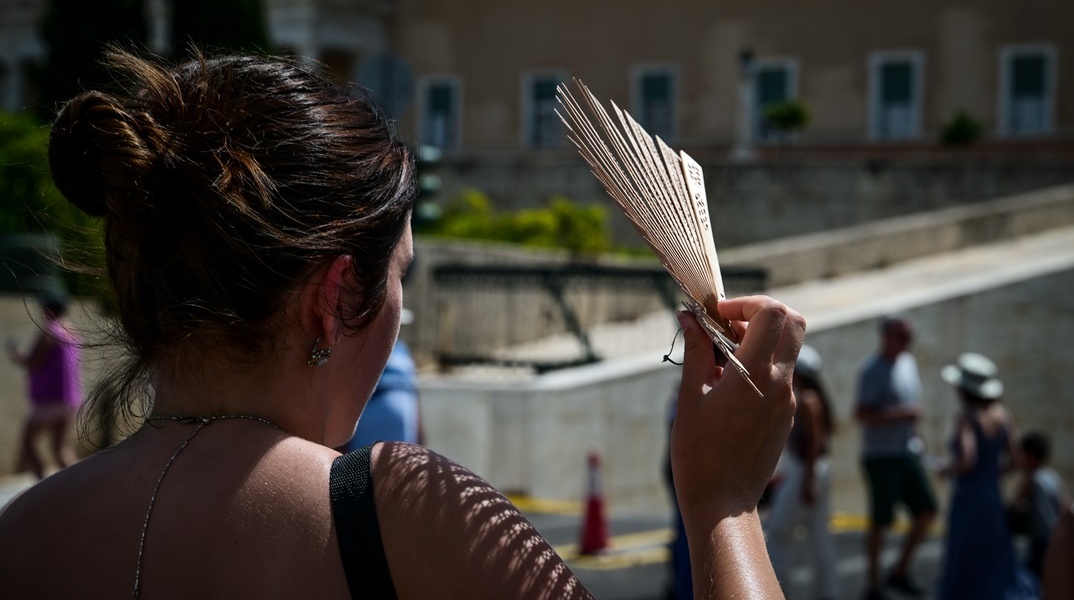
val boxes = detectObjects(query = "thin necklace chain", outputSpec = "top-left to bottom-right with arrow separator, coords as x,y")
134,414 -> 280,600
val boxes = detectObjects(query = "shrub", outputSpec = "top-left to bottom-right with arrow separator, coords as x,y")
0,111 -> 108,302
763,100 -> 810,135
421,189 -> 613,255
941,110 -> 984,146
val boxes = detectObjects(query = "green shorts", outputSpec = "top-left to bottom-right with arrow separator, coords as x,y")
862,455 -> 938,527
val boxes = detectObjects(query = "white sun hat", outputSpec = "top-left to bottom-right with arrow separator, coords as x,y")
941,352 -> 1004,400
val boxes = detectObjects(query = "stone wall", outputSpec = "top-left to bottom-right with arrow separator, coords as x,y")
722,183 -> 1074,286
434,157 -> 1074,247
407,184 -> 1074,367
419,264 -> 1074,517
404,240 -> 678,369
805,266 -> 1074,520
418,356 -> 680,516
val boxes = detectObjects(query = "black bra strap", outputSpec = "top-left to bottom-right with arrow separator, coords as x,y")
330,444 -> 398,599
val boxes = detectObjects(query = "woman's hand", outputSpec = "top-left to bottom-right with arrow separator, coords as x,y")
671,295 -> 805,525
671,295 -> 805,600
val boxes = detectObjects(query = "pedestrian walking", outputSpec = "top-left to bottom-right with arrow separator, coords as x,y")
854,315 -> 938,600
7,288 -> 83,480
765,344 -> 838,600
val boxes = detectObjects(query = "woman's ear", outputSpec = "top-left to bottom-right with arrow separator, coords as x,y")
306,255 -> 354,347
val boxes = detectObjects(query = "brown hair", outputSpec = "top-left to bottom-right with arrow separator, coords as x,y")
48,48 -> 415,432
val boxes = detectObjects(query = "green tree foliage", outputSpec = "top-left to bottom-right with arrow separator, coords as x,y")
423,189 -> 613,255
0,111 -> 108,300
171,0 -> 272,55
32,0 -> 147,119
941,110 -> 984,147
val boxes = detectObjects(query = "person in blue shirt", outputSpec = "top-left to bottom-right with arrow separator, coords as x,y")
1011,430 -> 1067,579
346,309 -> 420,449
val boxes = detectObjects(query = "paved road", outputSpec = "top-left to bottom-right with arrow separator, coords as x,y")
528,510 -> 945,600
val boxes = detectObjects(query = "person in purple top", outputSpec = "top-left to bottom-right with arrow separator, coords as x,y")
7,290 -> 83,479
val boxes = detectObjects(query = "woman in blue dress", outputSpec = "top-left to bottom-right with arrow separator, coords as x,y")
938,353 -> 1038,600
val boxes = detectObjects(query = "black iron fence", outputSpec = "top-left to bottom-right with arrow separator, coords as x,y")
430,263 -> 767,373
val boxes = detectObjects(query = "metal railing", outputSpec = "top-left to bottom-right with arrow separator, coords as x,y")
431,263 -> 767,373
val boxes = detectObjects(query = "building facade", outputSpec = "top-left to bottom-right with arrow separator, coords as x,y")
391,0 -> 1072,157
4,1 -> 1069,151
3,1 -> 1072,245
0,0 -> 396,113
0,0 -> 45,112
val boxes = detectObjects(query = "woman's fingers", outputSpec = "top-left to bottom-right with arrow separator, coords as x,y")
718,296 -> 806,373
713,295 -> 771,322
677,297 -> 807,398
728,319 -> 748,344
676,311 -> 717,398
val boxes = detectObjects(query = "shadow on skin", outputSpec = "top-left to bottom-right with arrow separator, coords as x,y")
375,442 -> 591,599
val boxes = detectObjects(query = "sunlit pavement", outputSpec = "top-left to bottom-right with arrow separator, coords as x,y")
523,507 -> 944,600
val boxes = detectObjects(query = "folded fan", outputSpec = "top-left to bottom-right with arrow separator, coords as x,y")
556,78 -> 761,397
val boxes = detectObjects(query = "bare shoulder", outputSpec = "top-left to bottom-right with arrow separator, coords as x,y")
0,452 -> 129,595
0,476 -> 44,535
250,433 -> 341,498
0,449 -> 108,531
369,442 -> 592,600
995,402 -> 1014,425
978,403 -> 1012,437
370,441 -> 480,491
0,432 -> 348,598
369,442 -> 510,518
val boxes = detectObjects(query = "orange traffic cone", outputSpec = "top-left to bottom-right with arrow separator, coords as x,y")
579,450 -> 610,555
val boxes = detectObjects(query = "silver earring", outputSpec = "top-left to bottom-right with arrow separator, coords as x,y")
308,337 -> 332,367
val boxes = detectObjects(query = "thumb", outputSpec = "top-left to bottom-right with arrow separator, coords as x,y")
676,311 -> 717,396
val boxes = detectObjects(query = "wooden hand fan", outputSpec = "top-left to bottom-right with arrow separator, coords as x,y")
556,78 -> 762,397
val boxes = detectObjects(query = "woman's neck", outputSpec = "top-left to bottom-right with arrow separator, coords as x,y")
148,347 -> 330,444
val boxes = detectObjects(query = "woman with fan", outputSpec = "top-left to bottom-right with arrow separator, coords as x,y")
0,48 -> 806,599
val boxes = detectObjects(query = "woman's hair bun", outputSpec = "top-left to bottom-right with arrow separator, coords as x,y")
48,90 -> 158,218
